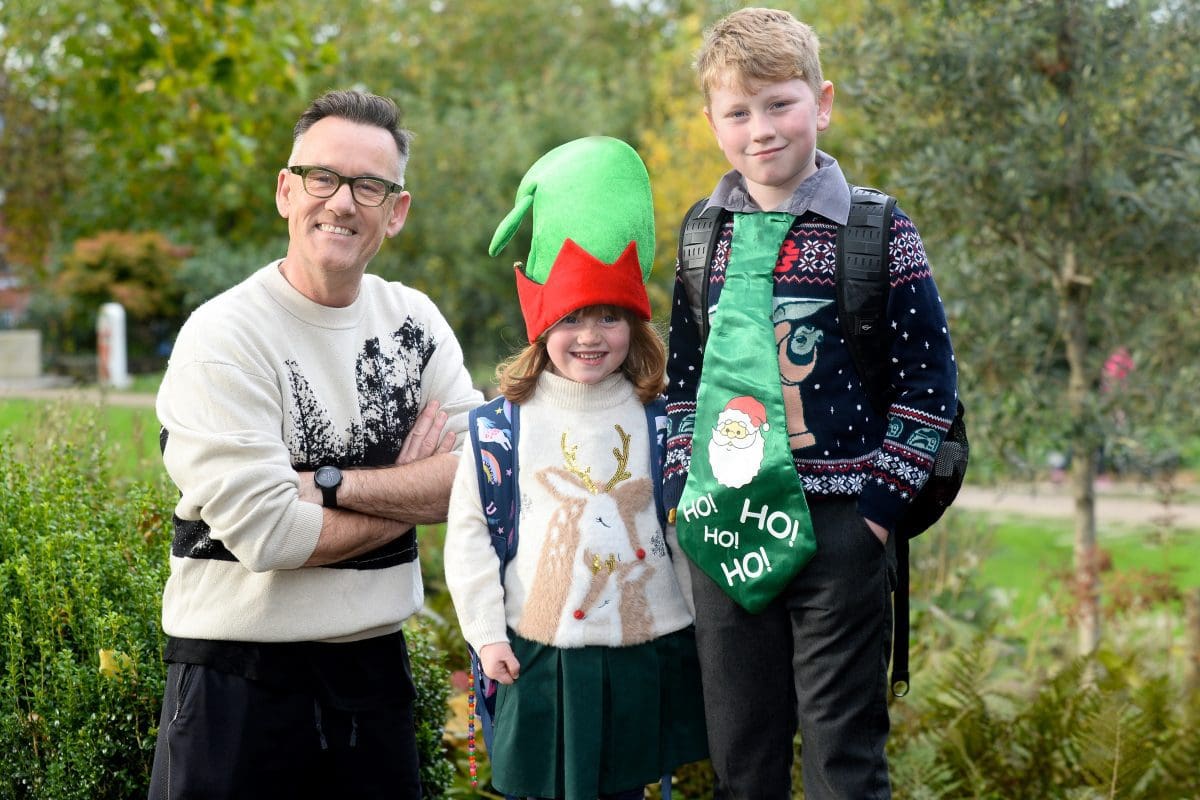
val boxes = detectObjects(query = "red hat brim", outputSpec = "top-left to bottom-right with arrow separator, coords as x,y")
515,238 -> 651,342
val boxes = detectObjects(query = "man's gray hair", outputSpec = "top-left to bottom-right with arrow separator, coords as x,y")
290,89 -> 412,182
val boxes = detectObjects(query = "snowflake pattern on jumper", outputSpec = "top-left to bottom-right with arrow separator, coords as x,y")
664,206 -> 957,526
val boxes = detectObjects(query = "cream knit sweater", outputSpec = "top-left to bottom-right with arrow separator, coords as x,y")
445,371 -> 693,652
157,262 -> 482,643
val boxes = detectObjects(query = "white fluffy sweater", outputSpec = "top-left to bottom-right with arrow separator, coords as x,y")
445,372 -> 693,652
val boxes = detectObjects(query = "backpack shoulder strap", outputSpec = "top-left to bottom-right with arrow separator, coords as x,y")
467,395 -> 520,577
646,396 -> 668,530
466,395 -> 520,769
677,197 -> 728,344
836,185 -> 898,415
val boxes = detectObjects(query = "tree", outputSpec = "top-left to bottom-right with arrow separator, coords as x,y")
2,0 -> 679,370
847,0 -> 1200,653
47,231 -> 190,362
0,0 -> 336,277
638,5 -> 736,320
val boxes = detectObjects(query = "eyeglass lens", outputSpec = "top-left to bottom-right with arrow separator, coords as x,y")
302,168 -> 390,206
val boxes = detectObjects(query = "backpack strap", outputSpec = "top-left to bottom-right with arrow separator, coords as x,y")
465,395 -> 519,767
831,186 -> 916,695
836,186 -> 898,415
646,396 -> 668,531
892,535 -> 912,696
677,197 -> 728,344
468,395 -> 521,578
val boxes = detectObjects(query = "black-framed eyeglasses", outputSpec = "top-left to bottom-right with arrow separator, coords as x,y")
287,165 -> 403,207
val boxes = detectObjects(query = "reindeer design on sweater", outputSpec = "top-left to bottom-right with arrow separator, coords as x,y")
517,424 -> 655,648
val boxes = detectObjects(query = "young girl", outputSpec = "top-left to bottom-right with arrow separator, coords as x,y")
444,137 -> 707,800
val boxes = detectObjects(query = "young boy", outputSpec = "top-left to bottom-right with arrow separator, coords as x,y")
663,8 -> 959,800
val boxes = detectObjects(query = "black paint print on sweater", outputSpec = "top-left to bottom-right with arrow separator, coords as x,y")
170,319 -> 437,571
288,319 -> 436,469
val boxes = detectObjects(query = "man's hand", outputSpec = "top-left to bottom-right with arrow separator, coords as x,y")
480,642 -> 521,684
296,401 -> 457,505
396,400 -> 456,465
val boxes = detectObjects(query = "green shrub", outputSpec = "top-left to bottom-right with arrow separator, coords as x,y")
0,408 -> 455,798
174,233 -> 286,313
0,434 -> 171,798
886,644 -> 1200,800
406,619 -> 454,799
35,231 -> 191,366
885,513 -> 1200,800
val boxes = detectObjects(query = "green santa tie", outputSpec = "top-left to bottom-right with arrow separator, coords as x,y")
676,211 -> 817,613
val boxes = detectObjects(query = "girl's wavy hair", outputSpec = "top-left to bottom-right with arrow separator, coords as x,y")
496,305 -> 666,405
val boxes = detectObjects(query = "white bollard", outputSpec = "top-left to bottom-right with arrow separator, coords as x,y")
96,302 -> 132,389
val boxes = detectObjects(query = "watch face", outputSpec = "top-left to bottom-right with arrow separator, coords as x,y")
315,465 -> 341,489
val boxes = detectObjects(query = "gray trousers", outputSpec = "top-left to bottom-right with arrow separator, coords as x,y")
689,497 -> 896,800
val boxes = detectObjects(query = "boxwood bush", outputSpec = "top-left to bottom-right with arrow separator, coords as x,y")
0,410 -> 453,798
0,429 -> 168,798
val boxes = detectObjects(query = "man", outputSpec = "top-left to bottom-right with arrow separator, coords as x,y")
148,89 -> 483,798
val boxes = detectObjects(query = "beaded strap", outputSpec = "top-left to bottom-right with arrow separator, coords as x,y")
467,682 -> 479,787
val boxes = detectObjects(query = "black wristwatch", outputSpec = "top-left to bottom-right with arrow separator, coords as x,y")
314,465 -> 343,509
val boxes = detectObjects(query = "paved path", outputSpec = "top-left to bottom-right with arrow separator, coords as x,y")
0,384 -> 157,408
956,483 -> 1200,529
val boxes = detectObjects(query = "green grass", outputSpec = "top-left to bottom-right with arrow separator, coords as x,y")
126,372 -> 164,394
0,397 -> 162,483
973,512 -> 1200,628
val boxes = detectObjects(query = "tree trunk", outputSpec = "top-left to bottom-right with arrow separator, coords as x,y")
1053,0 -> 1103,658
1060,241 -> 1101,656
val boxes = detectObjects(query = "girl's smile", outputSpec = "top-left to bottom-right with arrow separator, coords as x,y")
545,307 -> 631,385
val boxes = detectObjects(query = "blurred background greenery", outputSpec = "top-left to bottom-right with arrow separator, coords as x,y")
2,0 -> 1199,796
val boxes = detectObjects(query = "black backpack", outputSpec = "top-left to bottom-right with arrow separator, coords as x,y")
676,187 -> 969,695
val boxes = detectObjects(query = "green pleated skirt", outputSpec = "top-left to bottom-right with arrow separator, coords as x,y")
489,627 -> 709,800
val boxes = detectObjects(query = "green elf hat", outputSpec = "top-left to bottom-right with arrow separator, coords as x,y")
489,136 -> 654,343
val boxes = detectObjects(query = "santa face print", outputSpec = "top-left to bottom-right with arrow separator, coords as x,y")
545,307 -> 631,385
709,395 -> 770,489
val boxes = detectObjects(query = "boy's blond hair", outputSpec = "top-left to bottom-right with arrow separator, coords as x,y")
695,7 -> 824,102
496,305 -> 667,405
